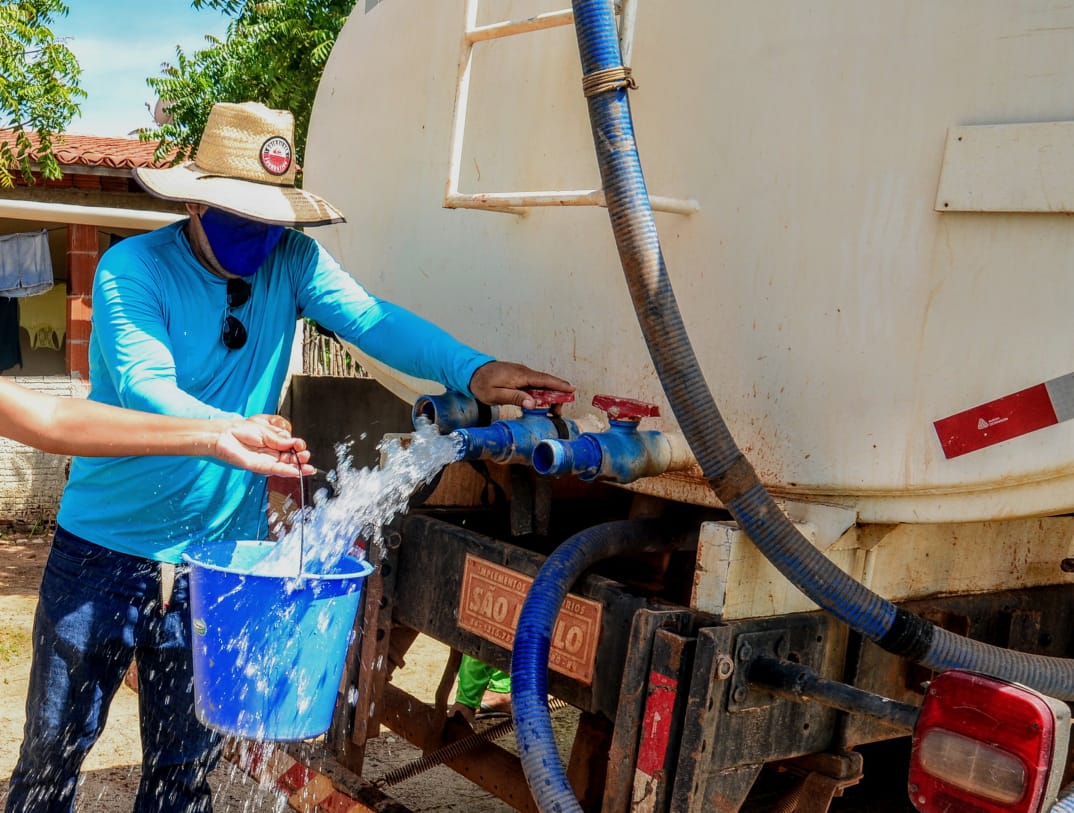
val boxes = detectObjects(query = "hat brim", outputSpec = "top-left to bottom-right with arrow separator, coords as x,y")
133,163 -> 345,227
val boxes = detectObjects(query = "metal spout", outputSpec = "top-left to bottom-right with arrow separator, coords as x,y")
412,391 -> 499,433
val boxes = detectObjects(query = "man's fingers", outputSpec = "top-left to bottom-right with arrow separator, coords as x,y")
469,361 -> 575,407
524,371 -> 575,393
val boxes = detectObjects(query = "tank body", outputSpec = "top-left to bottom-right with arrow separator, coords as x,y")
307,0 -> 1074,524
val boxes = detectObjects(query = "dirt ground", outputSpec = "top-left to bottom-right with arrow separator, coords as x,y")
0,532 -> 517,812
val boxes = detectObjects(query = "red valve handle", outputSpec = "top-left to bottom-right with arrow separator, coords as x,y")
524,388 -> 576,409
591,394 -> 661,420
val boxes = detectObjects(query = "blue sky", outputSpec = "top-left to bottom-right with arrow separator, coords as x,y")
52,1 -> 230,137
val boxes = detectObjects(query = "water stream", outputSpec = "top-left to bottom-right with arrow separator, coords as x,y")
251,417 -> 462,576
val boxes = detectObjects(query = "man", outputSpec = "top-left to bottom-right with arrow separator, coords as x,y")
5,101 -> 573,813
0,376 -> 312,477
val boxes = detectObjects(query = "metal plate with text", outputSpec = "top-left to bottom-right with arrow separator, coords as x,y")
457,553 -> 602,684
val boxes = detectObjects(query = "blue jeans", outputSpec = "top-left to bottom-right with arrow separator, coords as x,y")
5,527 -> 221,813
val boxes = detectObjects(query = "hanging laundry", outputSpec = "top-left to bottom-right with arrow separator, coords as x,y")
19,281 -> 67,351
0,229 -> 54,298
0,297 -> 22,373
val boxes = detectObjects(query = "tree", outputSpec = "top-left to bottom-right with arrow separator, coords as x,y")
0,0 -> 84,188
145,0 -> 355,168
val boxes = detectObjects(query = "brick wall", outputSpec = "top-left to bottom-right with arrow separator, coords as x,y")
0,375 -> 84,522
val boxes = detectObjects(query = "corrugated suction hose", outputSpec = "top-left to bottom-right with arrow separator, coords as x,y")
513,520 -> 669,813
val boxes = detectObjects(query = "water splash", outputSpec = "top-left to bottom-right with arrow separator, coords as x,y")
252,418 -> 461,576
188,419 -> 460,743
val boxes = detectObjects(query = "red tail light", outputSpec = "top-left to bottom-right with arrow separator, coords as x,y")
908,670 -> 1070,813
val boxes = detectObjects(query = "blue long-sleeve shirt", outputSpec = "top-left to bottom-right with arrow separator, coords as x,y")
56,221 -> 493,562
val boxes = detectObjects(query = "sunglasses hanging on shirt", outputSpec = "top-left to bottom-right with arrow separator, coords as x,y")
222,277 -> 251,350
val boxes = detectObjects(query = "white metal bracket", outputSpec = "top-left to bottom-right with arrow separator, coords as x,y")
444,0 -> 699,217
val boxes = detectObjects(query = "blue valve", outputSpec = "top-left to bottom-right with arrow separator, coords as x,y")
451,389 -> 579,465
532,395 -> 686,483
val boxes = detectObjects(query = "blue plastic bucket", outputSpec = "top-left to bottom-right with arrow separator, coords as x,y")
183,539 -> 374,741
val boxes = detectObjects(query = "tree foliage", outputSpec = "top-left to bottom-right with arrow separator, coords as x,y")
145,0 -> 355,169
0,0 -> 84,187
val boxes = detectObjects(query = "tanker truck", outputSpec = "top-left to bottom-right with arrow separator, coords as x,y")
287,1 -> 1074,810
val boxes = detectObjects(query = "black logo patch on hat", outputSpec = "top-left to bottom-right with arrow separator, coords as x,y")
260,136 -> 292,176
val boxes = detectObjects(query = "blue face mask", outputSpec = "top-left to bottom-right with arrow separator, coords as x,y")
199,208 -> 285,278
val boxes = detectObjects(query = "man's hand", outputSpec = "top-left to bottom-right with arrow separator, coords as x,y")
468,361 -> 575,409
214,415 -> 315,477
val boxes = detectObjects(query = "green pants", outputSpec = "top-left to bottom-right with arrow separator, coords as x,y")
454,654 -> 511,709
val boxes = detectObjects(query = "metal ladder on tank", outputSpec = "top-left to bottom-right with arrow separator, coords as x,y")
445,0 -> 699,216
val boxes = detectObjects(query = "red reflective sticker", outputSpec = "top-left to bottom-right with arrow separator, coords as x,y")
636,671 -> 677,776
934,383 -> 1058,459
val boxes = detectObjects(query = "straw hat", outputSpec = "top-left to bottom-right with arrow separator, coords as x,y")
133,102 -> 345,227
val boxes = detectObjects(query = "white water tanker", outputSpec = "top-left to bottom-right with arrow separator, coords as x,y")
301,5 -> 1074,810
307,0 -> 1074,529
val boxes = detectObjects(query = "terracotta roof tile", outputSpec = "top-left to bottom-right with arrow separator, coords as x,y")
0,130 -> 178,170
